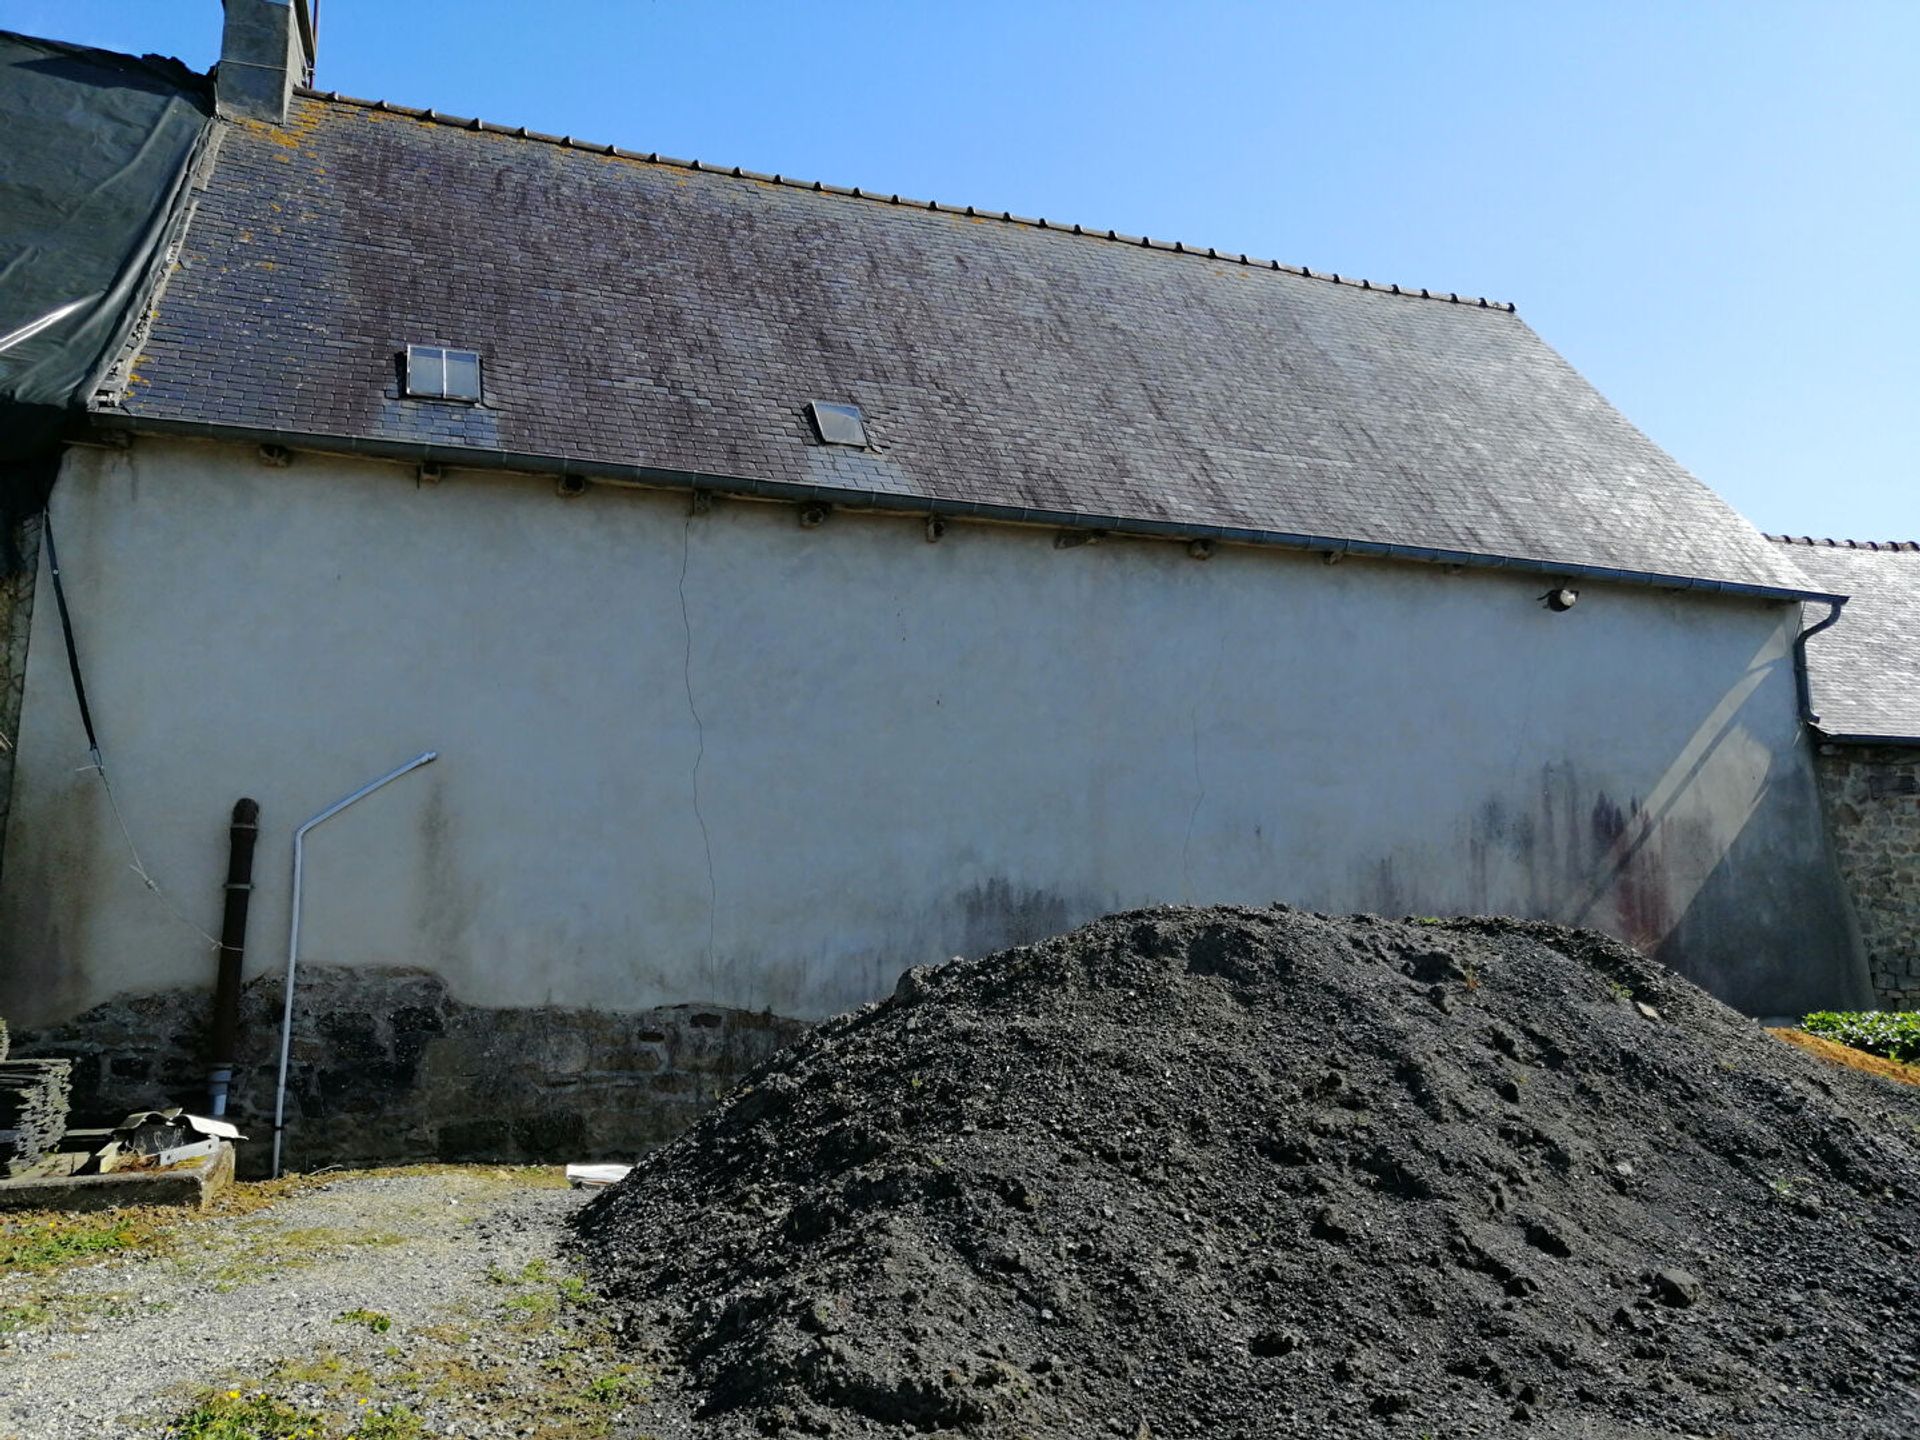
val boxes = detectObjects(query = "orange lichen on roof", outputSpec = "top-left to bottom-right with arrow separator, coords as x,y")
1768,1028 -> 1920,1087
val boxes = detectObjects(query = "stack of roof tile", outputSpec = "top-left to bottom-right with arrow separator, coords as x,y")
0,1058 -> 72,1176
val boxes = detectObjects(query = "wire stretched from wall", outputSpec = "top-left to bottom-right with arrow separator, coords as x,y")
679,504 -> 718,970
42,508 -> 222,953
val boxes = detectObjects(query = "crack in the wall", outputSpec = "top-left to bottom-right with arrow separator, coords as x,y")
678,503 -> 718,973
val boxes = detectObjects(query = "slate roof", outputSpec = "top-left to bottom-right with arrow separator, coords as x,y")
107,91 -> 1820,597
1770,537 -> 1920,741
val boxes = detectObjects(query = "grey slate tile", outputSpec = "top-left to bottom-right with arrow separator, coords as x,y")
118,97 -> 1811,595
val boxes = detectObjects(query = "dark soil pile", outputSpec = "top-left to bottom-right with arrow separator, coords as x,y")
573,906 -> 1920,1438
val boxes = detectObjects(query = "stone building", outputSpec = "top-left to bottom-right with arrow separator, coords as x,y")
0,4 -> 1878,1166
1772,536 -> 1920,1010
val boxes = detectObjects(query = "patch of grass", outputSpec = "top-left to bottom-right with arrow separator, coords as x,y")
334,1307 -> 392,1334
505,1287 -> 558,1318
487,1256 -> 596,1327
270,1346 -> 376,1393
165,1389 -> 323,1439
0,1211 -> 176,1274
1801,1010 -> 1920,1065
582,1365 -> 648,1407
0,1299 -> 51,1333
346,1403 -> 425,1439
0,1287 -> 157,1336
207,1225 -> 407,1293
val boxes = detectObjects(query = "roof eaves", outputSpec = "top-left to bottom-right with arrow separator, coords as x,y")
86,412 -> 1837,604
294,87 -> 1517,313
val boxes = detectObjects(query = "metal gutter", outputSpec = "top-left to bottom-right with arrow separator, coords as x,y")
80,412 -> 1847,606
1815,731 -> 1920,749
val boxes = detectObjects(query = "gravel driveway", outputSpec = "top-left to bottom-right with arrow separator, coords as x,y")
0,1167 -> 652,1439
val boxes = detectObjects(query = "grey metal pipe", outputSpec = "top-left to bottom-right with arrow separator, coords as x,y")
271,750 -> 438,1177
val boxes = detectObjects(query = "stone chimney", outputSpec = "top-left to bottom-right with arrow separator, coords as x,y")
215,0 -> 315,123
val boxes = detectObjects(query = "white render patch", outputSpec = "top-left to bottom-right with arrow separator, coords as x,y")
0,437 -> 1871,1031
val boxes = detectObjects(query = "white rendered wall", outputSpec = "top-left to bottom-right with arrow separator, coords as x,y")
0,437 -> 1870,1025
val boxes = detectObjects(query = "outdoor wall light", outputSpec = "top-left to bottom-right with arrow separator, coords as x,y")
1542,587 -> 1579,612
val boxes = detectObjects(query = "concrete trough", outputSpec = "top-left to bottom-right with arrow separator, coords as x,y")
0,1139 -> 236,1211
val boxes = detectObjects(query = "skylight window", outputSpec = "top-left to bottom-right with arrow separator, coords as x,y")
405,345 -> 482,402
807,401 -> 867,448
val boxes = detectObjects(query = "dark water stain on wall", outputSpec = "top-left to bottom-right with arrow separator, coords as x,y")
1350,757 -> 1865,1014
958,878 -> 1072,961
0,768 -> 106,1026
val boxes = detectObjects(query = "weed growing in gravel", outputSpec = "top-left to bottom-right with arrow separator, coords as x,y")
582,1366 -> 648,1406
487,1256 -> 597,1325
0,1299 -> 50,1333
344,1403 -> 425,1439
334,1307 -> 392,1334
0,1212 -> 174,1272
208,1225 -> 408,1292
271,1346 -> 375,1393
166,1389 -> 323,1439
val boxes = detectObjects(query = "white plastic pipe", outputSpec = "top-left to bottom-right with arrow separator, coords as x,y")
271,750 -> 438,1177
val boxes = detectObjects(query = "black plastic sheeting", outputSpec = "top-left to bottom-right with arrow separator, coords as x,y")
0,31 -> 212,546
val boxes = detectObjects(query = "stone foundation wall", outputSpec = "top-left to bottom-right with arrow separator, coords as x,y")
1816,745 -> 1920,1010
15,965 -> 808,1175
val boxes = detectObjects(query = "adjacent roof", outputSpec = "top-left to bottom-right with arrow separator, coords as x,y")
106,90 -> 1820,597
1770,537 -> 1920,741
0,31 -> 209,515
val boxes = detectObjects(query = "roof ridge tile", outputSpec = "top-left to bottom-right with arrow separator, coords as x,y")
290,86 -> 1516,312
1766,534 -> 1920,553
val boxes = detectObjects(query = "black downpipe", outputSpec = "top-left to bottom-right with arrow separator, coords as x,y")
41,510 -> 102,768
208,797 -> 260,1118
1792,597 -> 1847,728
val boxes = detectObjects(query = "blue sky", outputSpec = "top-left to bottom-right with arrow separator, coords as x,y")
8,0 -> 1914,540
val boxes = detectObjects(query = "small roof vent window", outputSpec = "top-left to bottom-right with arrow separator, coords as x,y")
406,345 -> 482,402
807,400 -> 867,448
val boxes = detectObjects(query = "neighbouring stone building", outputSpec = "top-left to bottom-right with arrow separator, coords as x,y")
0,4 -> 1884,1168
1772,536 -> 1920,1010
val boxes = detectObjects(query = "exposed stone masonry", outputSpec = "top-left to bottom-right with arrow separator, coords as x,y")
1817,744 -> 1920,1009
16,964 -> 807,1175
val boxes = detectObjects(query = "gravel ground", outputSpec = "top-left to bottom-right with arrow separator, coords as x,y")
0,1167 -> 657,1439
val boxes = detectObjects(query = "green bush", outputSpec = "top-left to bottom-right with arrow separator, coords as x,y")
1802,1010 -> 1920,1065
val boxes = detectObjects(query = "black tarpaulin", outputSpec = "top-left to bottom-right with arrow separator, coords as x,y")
0,30 -> 211,523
